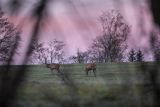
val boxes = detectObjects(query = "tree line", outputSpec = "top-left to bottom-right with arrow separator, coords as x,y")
1,9 -> 160,64
28,10 -> 145,64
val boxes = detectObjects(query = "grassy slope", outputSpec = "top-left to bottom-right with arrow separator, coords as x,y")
1,62 -> 158,107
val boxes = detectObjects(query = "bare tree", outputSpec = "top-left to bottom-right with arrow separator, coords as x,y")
68,50 -> 82,64
76,48 -> 89,63
46,39 -> 65,64
68,49 -> 90,64
82,51 -> 90,63
68,56 -> 78,63
90,10 -> 130,63
88,40 -> 105,63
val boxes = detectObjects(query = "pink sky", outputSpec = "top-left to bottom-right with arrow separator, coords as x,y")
5,0 -> 154,64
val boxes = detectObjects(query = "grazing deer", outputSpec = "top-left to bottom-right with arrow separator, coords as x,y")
45,58 -> 61,74
85,63 -> 96,77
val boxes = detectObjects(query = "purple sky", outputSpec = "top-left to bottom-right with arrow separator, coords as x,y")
5,0 -> 154,64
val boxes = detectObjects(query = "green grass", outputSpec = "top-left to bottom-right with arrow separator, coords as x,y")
0,62 -> 158,107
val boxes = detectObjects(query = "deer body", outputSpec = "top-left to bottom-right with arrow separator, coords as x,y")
46,63 -> 60,73
85,63 -> 96,77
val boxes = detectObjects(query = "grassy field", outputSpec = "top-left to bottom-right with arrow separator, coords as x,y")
1,62 -> 159,107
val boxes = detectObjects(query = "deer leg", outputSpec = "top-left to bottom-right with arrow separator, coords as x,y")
57,69 -> 65,81
57,69 -> 64,77
57,69 -> 62,76
93,69 -> 96,77
57,69 -> 59,73
57,69 -> 62,75
86,70 -> 88,76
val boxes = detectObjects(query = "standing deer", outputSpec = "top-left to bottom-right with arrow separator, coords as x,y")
85,63 -> 96,77
46,63 -> 60,73
45,58 -> 61,74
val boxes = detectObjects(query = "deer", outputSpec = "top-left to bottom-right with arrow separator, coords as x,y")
85,63 -> 96,77
46,63 -> 60,73
45,58 -> 61,74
